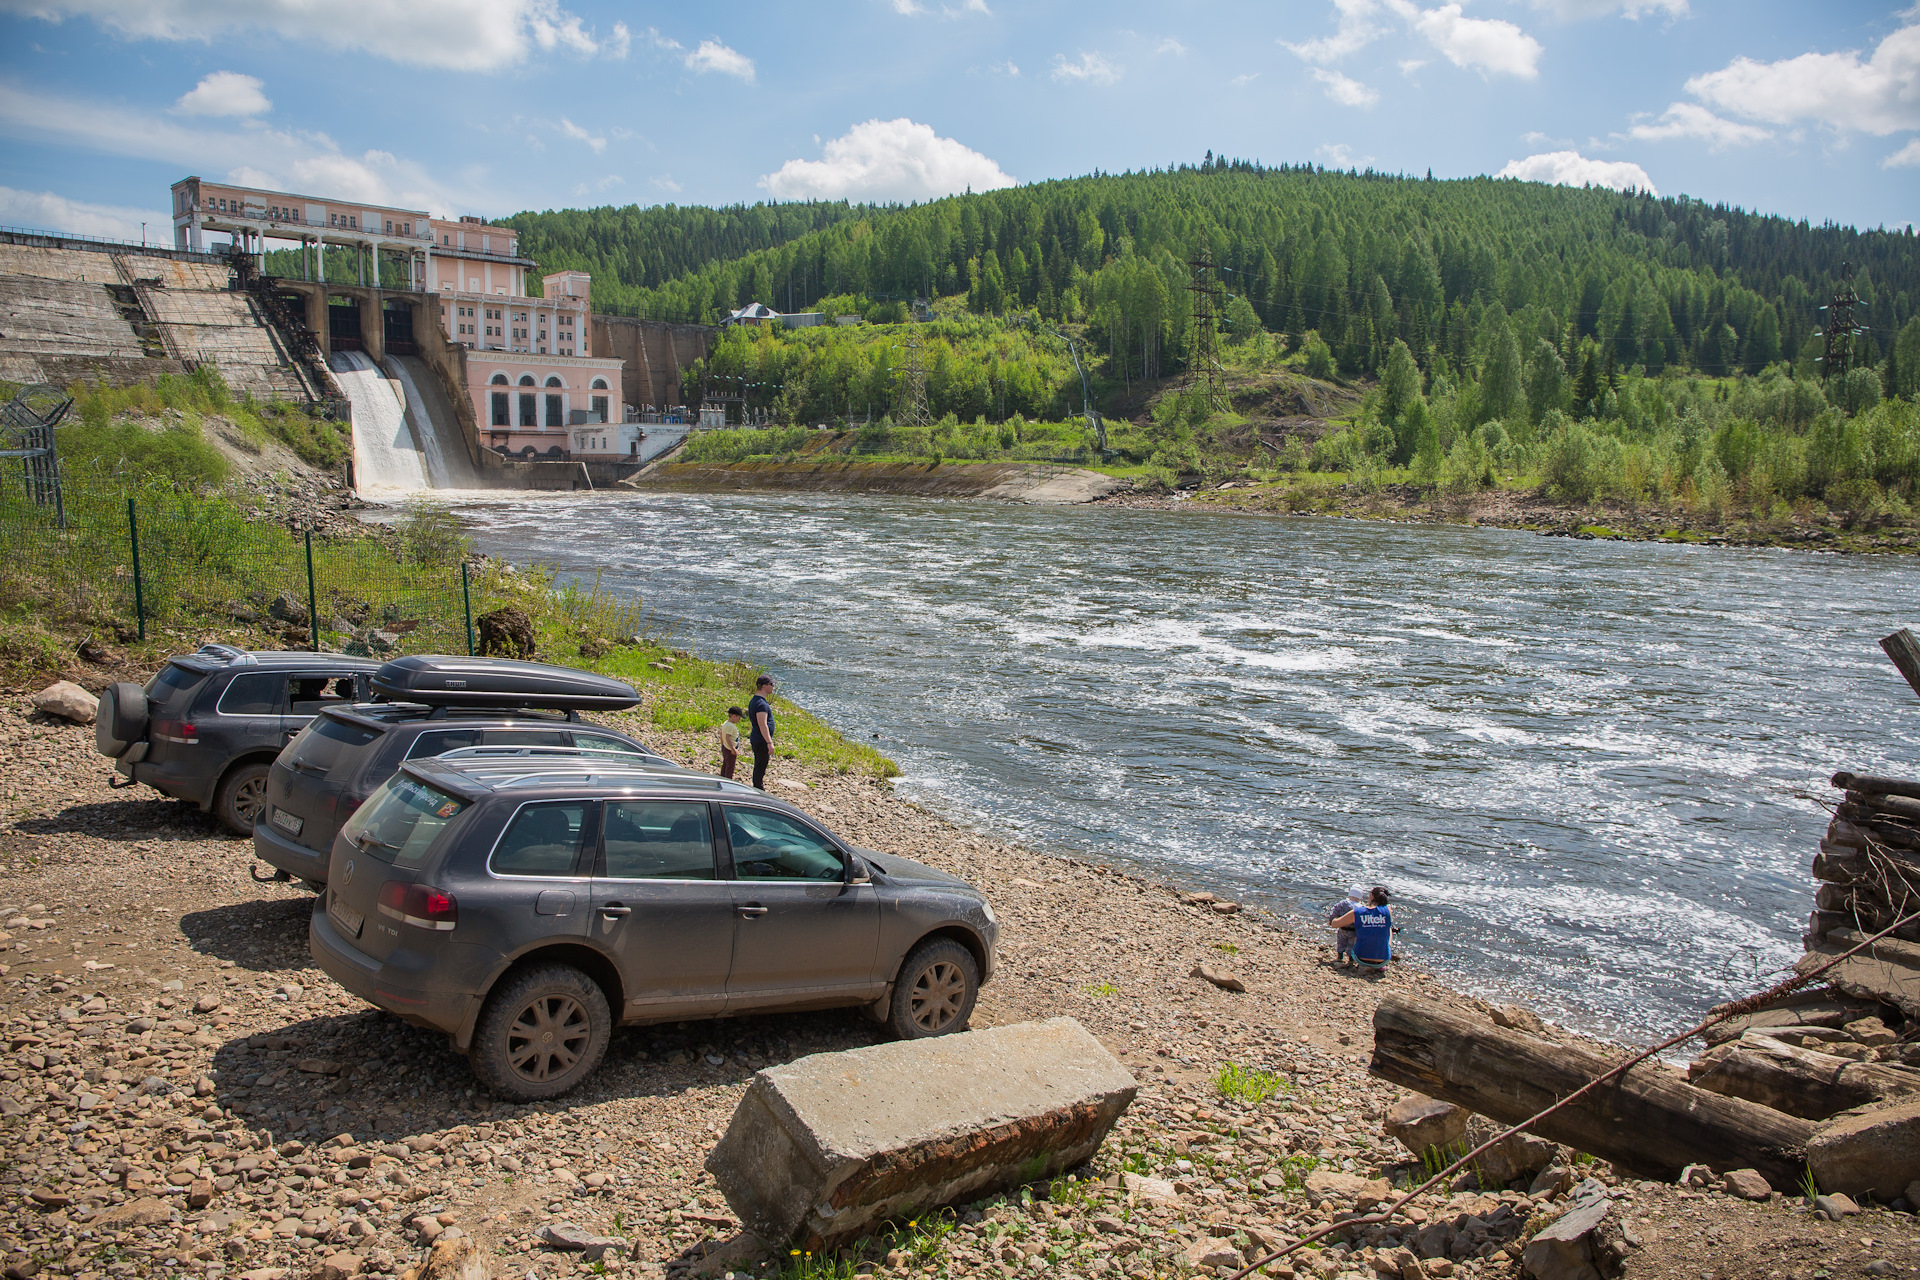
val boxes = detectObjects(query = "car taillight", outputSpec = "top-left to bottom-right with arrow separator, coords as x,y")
376,881 -> 457,931
153,719 -> 198,744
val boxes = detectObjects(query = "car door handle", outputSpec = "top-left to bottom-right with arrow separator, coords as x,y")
735,905 -> 768,918
598,905 -> 631,919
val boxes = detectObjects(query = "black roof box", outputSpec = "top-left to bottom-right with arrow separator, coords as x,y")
371,655 -> 639,711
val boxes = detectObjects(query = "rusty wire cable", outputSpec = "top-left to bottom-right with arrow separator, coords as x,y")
1223,904 -> 1920,1280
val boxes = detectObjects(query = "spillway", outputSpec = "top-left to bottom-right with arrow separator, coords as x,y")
387,355 -> 482,489
331,349 -> 426,493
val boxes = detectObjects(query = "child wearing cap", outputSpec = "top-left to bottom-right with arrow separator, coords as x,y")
718,707 -> 744,779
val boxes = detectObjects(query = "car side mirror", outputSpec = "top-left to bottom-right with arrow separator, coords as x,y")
848,855 -> 872,885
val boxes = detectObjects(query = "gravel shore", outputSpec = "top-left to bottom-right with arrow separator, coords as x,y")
1,694 -> 1914,1280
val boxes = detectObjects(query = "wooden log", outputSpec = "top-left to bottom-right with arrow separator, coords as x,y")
1846,791 -> 1920,823
1814,845 -> 1920,885
1826,817 -> 1920,853
1833,771 -> 1920,803
1834,803 -> 1920,838
1369,995 -> 1814,1189
1699,997 -> 1866,1046
1880,629 -> 1920,702
1688,1034 -> 1920,1120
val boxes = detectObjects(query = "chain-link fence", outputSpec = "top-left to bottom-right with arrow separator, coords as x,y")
1,488 -> 480,657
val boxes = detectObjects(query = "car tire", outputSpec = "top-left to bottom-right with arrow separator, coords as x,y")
468,964 -> 611,1102
213,762 -> 271,836
887,938 -> 978,1040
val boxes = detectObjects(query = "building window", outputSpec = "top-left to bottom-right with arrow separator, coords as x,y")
546,394 -> 563,426
592,395 -> 608,421
520,393 -> 537,426
492,392 -> 509,426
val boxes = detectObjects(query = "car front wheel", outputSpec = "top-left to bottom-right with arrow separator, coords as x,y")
214,763 -> 271,836
888,938 -> 978,1040
468,964 -> 611,1101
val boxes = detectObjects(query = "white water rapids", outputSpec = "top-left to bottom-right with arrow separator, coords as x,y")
331,349 -> 427,493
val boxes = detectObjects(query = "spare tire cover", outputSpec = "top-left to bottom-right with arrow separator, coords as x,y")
95,682 -> 147,757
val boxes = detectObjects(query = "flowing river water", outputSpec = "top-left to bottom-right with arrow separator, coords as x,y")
451,489 -> 1920,1040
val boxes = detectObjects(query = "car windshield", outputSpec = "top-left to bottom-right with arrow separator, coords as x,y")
340,775 -> 466,869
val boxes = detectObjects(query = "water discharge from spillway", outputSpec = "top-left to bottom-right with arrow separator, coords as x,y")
331,349 -> 427,493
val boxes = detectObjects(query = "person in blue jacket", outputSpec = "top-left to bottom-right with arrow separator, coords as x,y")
1332,887 -> 1393,973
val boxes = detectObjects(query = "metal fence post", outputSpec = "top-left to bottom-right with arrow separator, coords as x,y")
126,497 -> 146,642
304,528 -> 320,651
461,561 -> 476,657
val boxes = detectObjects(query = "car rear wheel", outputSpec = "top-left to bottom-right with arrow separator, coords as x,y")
469,964 -> 610,1101
214,763 -> 271,836
888,938 -> 978,1040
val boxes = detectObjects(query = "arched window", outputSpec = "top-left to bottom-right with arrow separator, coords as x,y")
590,378 -> 608,390
545,376 -> 564,388
489,373 -> 508,385
518,374 -> 535,387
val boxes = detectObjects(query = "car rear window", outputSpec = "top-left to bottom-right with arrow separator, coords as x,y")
145,662 -> 208,708
339,775 -> 466,870
219,672 -> 288,716
289,715 -> 383,773
490,803 -> 590,877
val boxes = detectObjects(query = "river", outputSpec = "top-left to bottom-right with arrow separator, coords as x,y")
452,490 -> 1920,1039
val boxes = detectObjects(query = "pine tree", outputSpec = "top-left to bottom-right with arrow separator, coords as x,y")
1572,348 -> 1600,415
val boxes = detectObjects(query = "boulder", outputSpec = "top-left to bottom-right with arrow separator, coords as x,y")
705,1016 -> 1135,1249
32,681 -> 97,725
96,1197 -> 173,1227
538,1224 -> 625,1262
1384,1093 -> 1469,1158
1909,1179 -> 1920,1209
1721,1168 -> 1771,1201
1520,1202 -> 1626,1280
268,593 -> 310,628
1465,1116 -> 1560,1187
1807,1099 -> 1920,1200
1183,1239 -> 1243,1271
1303,1169 -> 1390,1211
1490,1005 -> 1548,1036
409,1238 -> 489,1280
1528,1161 -> 1576,1199
1122,1172 -> 1178,1204
1190,963 -> 1247,993
1813,1193 -> 1860,1220
475,607 -> 536,660
314,1253 -> 363,1280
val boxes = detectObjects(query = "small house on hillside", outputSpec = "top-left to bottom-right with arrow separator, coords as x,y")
722,302 -> 779,328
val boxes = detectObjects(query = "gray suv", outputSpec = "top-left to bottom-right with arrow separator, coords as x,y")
96,645 -> 381,834
308,755 -> 998,1101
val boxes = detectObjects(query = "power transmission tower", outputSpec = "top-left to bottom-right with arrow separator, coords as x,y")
1186,250 -> 1226,413
898,328 -> 931,428
1818,260 -> 1863,381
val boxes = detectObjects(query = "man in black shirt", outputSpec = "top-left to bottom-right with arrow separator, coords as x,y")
747,675 -> 776,790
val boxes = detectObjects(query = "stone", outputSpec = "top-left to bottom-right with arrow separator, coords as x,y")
1490,1005 -> 1547,1036
1813,1193 -> 1860,1220
1123,1172 -> 1178,1204
315,1253 -> 363,1280
1464,1117 -> 1559,1187
475,607 -> 535,660
1303,1169 -> 1390,1210
1720,1168 -> 1771,1201
1907,1178 -> 1920,1208
1384,1094 -> 1469,1158
1845,1017 -> 1899,1046
408,1216 -> 441,1244
1190,963 -> 1247,993
1377,1247 -> 1426,1280
1183,1239 -> 1243,1270
27,1189 -> 70,1208
1519,1202 -> 1625,1280
1677,1164 -> 1713,1188
1807,1099 -> 1920,1200
188,1177 -> 215,1208
538,1223 -> 626,1261
1529,1161 -> 1576,1199
268,593 -> 310,628
31,681 -> 97,725
706,1016 -> 1136,1249
413,1238 -> 490,1280
97,1196 -> 173,1227
1210,901 -> 1241,915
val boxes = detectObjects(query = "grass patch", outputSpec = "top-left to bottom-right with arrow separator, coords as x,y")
1212,941 -> 1240,954
1214,1062 -> 1288,1106
1083,982 -> 1118,997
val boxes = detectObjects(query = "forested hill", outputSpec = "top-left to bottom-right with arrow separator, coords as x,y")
506,161 -> 1918,382
504,200 -> 874,300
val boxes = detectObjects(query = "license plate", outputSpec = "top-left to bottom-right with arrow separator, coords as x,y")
327,892 -> 364,939
270,807 -> 304,837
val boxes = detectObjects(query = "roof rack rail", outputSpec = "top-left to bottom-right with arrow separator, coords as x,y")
435,744 -> 657,762
194,643 -> 256,665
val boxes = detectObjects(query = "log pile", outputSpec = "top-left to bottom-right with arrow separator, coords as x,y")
1805,770 -> 1920,1018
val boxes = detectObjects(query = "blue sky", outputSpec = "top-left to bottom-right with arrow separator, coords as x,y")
0,0 -> 1915,247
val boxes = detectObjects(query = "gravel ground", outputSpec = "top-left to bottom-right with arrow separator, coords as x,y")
1,696 -> 1915,1280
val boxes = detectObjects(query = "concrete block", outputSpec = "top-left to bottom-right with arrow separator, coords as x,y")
1807,1099 -> 1920,1200
705,1016 -> 1135,1248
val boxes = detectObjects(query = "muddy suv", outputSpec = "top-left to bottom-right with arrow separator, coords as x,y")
96,645 -> 381,834
308,755 -> 998,1101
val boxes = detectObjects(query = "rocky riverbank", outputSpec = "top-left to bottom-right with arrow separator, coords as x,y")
1,695 -> 1915,1280
624,458 -> 1123,505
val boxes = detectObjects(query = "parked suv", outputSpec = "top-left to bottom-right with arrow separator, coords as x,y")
96,645 -> 381,834
309,755 -> 998,1101
255,654 -> 665,889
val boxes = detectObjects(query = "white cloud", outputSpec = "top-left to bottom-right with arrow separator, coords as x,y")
1051,51 -> 1120,84
890,0 -> 991,16
685,39 -> 755,83
0,80 -> 478,214
1317,142 -> 1372,167
1229,72 -> 1261,87
1281,0 -> 1385,64
988,59 -> 1019,76
1155,37 -> 1187,55
650,175 -> 683,193
570,174 -> 622,197
1498,149 -> 1656,193
1526,0 -> 1686,17
1886,138 -> 1920,168
759,117 -> 1015,202
1684,23 -> 1920,135
1625,101 -> 1771,147
559,117 -> 605,153
1,0 -> 627,71
1389,1 -> 1542,79
1398,58 -> 1427,74
1286,0 -> 1540,79
174,70 -> 269,117
0,184 -> 169,241
1312,67 -> 1378,106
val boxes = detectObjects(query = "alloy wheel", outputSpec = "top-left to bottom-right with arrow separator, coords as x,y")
505,993 -> 591,1083
232,775 -> 269,825
909,960 -> 966,1033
